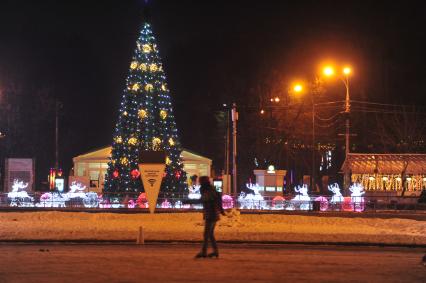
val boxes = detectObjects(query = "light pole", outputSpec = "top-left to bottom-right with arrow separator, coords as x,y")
231,103 -> 238,200
323,66 -> 352,191
292,83 -> 315,189
342,68 -> 351,192
342,67 -> 351,156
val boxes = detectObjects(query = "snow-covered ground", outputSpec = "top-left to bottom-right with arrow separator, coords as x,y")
0,210 -> 425,245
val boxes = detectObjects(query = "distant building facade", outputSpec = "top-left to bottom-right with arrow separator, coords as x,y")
71,147 -> 212,192
341,153 -> 426,196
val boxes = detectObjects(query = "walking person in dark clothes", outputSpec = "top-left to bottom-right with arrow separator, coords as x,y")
185,176 -> 225,258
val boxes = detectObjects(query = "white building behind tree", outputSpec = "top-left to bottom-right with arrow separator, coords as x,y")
71,146 -> 211,192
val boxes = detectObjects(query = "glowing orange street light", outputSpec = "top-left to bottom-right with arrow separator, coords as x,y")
293,84 -> 303,93
323,66 -> 334,76
343,67 -> 351,75
260,109 -> 265,114
274,97 -> 280,103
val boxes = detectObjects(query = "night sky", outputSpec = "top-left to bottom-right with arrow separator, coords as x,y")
0,0 -> 425,184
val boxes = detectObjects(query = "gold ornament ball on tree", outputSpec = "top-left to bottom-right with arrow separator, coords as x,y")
159,110 -> 167,119
145,83 -> 154,92
149,63 -> 158,72
130,61 -> 138,69
123,111 -> 128,116
166,156 -> 171,165
138,109 -> 147,119
139,63 -> 147,71
152,137 -> 161,150
132,83 -> 140,91
161,84 -> 167,91
128,137 -> 138,146
168,137 -> 175,146
120,157 -> 129,165
142,44 -> 152,53
114,136 -> 123,144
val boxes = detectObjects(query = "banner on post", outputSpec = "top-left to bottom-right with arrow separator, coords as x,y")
138,151 -> 165,214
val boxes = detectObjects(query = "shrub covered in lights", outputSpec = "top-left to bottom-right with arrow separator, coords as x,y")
104,21 -> 186,196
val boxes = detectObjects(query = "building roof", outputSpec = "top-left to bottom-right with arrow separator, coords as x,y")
341,153 -> 426,175
72,146 -> 212,164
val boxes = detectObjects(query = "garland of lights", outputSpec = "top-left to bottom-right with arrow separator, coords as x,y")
351,174 -> 426,191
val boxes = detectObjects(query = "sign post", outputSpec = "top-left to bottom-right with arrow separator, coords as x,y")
138,151 -> 166,214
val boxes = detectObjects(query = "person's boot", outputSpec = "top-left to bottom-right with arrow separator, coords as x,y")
195,252 -> 207,258
208,251 -> 219,258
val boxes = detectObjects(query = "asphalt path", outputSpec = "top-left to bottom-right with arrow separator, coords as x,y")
0,243 -> 424,282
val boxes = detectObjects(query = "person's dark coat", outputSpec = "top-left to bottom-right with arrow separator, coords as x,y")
200,184 -> 224,221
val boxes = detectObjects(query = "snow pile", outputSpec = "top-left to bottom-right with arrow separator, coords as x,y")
219,209 -> 242,227
0,211 -> 425,245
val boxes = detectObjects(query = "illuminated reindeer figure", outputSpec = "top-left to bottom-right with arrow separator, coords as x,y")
328,183 -> 344,203
238,183 -> 267,209
8,179 -> 34,207
67,181 -> 87,199
292,184 -> 311,210
188,184 -> 201,199
11,179 -> 28,193
349,183 -> 365,212
67,181 -> 98,208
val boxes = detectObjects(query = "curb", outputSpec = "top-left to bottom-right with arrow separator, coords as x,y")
1,239 -> 425,248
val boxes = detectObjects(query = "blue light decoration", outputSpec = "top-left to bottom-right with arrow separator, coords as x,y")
104,22 -> 186,197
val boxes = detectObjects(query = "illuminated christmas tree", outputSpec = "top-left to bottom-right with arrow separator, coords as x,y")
104,22 -> 186,196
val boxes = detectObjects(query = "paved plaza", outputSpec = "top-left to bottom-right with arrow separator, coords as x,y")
0,243 -> 424,282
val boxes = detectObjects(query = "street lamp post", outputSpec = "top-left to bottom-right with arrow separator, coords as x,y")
342,68 -> 351,192
292,83 -> 317,190
343,67 -> 351,156
323,66 -> 352,191
231,103 -> 238,200
312,98 -> 315,192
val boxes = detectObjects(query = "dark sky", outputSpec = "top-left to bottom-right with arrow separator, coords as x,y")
0,0 -> 426,178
